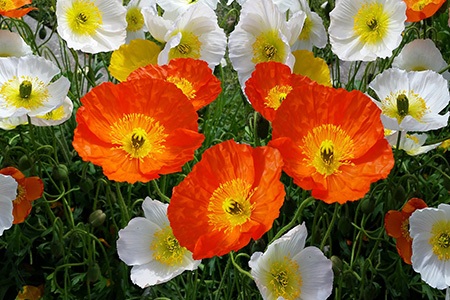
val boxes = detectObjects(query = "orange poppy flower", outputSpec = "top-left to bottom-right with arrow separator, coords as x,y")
0,0 -> 35,18
244,61 -> 312,122
167,140 -> 285,259
268,81 -> 394,204
404,0 -> 446,22
72,78 -> 205,183
128,58 -> 222,111
385,198 -> 427,264
0,167 -> 43,224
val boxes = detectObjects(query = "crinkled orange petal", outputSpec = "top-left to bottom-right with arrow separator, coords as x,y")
168,140 -> 285,259
385,210 -> 406,239
23,177 -> 44,201
402,198 -> 427,214
0,166 -> 25,180
129,58 -> 221,110
396,236 -> 413,265
72,78 -> 204,183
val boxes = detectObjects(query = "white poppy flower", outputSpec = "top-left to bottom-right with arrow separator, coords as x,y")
393,38 -> 450,81
117,197 -> 201,288
410,204 -> 450,289
29,96 -> 73,127
329,0 -> 406,61
0,30 -> 32,57
56,0 -> 127,53
369,68 -> 449,131
249,223 -> 333,300
228,0 -> 306,87
0,174 -> 17,236
281,0 -> 328,51
125,0 -> 156,44
0,56 -> 70,119
157,3 -> 227,70
385,131 -> 441,156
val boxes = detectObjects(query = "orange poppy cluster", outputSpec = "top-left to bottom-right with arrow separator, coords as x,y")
0,167 -> 43,224
70,59 -> 395,257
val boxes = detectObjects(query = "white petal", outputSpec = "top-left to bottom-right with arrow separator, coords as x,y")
0,30 -> 32,57
117,217 -> 160,266
0,174 -> 16,236
295,246 -> 334,299
142,197 -> 169,228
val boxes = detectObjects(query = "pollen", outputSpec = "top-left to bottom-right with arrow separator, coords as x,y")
429,220 -> 450,260
13,184 -> 26,205
207,178 -> 256,232
382,90 -> 429,123
0,0 -> 14,11
267,256 -> 302,300
401,218 -> 412,242
66,0 -> 103,36
126,7 -> 144,32
109,113 -> 168,160
353,2 -> 389,44
264,85 -> 293,110
302,124 -> 355,177
166,76 -> 196,100
150,225 -> 186,266
169,31 -> 202,60
0,76 -> 49,111
411,0 -> 433,11
252,30 -> 286,64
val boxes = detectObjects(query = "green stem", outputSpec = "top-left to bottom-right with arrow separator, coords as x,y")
270,196 -> 315,244
151,180 -> 171,202
229,252 -> 253,280
115,182 -> 130,226
320,203 -> 341,250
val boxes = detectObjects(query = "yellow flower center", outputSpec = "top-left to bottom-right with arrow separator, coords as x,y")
252,30 -> 287,64
169,31 -> 202,60
14,184 -> 26,205
264,85 -> 293,110
411,0 -> 433,11
401,218 -> 412,241
66,0 -> 103,36
429,220 -> 450,260
150,225 -> 186,266
0,0 -> 14,11
0,76 -> 49,111
166,76 -> 196,100
109,113 -> 168,161
353,2 -> 389,44
299,17 -> 313,41
126,7 -> 144,32
36,105 -> 66,121
207,178 -> 256,232
302,124 -> 355,177
382,90 -> 428,124
267,256 -> 302,300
